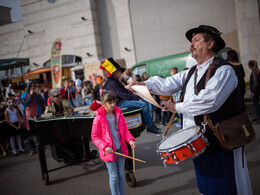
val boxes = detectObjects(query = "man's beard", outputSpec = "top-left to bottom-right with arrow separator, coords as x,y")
191,47 -> 198,59
191,53 -> 198,59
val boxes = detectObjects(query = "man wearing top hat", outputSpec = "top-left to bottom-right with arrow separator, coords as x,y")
100,58 -> 162,136
130,25 -> 252,194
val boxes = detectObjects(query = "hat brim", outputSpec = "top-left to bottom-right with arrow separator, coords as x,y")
185,27 -> 225,51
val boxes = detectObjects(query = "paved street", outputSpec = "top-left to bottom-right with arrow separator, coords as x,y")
0,103 -> 260,195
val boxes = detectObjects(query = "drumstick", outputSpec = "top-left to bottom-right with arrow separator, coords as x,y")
163,112 -> 176,137
132,147 -> 135,172
113,151 -> 146,163
163,94 -> 184,137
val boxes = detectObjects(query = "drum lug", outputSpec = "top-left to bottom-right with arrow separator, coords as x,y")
190,143 -> 197,153
168,153 -> 173,161
163,155 -> 169,161
163,160 -> 167,168
156,150 -> 162,157
171,151 -> 178,162
161,157 -> 167,168
202,135 -> 209,146
186,144 -> 193,154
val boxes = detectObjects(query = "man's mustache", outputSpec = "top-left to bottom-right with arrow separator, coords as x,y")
190,46 -> 196,51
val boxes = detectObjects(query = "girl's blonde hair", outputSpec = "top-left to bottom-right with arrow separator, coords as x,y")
100,90 -> 117,103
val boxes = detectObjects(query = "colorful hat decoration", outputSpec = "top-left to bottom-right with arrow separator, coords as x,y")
100,58 -> 125,77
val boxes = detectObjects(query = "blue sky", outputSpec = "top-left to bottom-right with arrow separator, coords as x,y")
0,0 -> 22,22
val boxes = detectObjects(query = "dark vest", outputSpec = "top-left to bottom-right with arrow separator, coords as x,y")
183,57 -> 243,152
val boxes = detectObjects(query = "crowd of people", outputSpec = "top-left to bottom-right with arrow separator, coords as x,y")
0,24 -> 260,195
0,62 -> 173,158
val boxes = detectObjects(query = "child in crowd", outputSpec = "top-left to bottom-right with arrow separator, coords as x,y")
82,88 -> 94,105
123,68 -> 133,90
5,99 -> 25,155
134,74 -> 141,82
74,79 -> 85,107
91,91 -> 135,195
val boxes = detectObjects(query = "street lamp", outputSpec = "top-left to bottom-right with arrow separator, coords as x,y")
86,52 -> 93,57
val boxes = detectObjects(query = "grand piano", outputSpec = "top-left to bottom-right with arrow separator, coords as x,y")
29,107 -> 145,185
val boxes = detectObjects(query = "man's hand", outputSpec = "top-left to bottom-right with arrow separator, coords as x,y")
30,89 -> 35,95
105,147 -> 113,154
160,100 -> 176,113
129,80 -> 145,92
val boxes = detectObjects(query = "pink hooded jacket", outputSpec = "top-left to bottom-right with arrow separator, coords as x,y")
91,106 -> 135,162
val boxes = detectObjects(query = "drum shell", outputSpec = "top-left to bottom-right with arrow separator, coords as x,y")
157,128 -> 208,165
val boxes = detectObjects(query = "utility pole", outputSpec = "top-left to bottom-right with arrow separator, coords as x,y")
15,35 -> 27,76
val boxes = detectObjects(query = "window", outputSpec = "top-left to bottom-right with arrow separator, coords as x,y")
43,55 -> 82,67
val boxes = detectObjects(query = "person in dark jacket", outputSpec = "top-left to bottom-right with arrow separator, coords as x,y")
248,60 -> 260,123
21,81 -> 45,155
227,49 -> 246,111
101,58 -> 161,136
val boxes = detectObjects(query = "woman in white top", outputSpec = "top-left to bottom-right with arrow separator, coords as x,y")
5,99 -> 25,155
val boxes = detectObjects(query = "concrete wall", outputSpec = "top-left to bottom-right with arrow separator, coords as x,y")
96,0 -> 120,59
0,0 -> 258,80
130,0 -> 239,64
0,0 -> 103,71
0,21 -> 28,58
234,0 -> 260,80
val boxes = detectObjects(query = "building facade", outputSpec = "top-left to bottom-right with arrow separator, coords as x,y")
0,0 -> 259,81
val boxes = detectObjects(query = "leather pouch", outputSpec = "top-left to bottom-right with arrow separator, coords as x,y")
207,112 -> 256,150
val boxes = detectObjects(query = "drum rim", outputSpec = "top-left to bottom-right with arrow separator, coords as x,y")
157,126 -> 202,152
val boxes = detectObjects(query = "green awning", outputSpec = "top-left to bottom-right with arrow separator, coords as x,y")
0,58 -> 29,68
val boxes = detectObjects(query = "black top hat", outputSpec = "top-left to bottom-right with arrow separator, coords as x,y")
100,58 -> 125,77
185,25 -> 226,52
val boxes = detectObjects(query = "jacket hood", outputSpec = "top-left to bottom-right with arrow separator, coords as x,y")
96,105 -> 122,117
26,81 -> 36,93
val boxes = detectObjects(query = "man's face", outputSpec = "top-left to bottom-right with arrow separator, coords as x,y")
30,83 -> 36,91
143,73 -> 148,80
190,33 -> 212,59
52,91 -> 62,103
63,80 -> 69,87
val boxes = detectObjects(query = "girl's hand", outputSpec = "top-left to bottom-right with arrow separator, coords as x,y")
129,140 -> 136,148
105,147 -> 113,154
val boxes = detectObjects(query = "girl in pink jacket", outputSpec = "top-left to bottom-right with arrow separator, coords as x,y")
91,91 -> 135,195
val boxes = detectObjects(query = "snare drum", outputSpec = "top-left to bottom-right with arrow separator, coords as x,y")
157,126 -> 208,166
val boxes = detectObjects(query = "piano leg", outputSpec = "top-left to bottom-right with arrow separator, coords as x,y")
38,144 -> 49,185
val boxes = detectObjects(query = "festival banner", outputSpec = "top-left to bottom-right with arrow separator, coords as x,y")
51,38 -> 62,88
